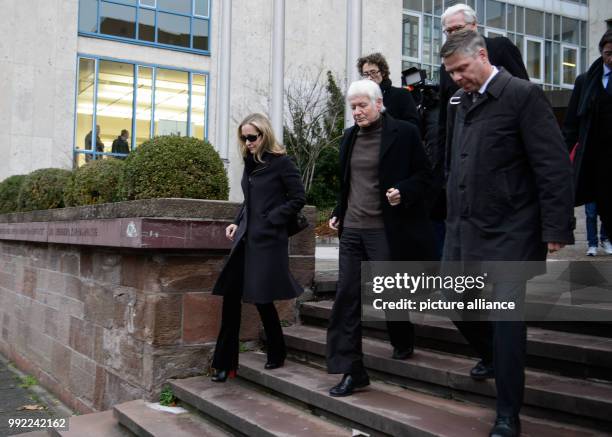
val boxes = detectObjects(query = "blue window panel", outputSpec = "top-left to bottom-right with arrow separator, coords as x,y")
109,0 -> 137,5
158,0 -> 191,15
100,2 -> 136,39
138,8 -> 155,42
157,12 -> 190,48
194,0 -> 209,17
140,0 -> 156,7
79,0 -> 99,32
193,19 -> 209,51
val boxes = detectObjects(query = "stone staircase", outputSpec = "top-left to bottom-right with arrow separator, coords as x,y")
21,271 -> 612,437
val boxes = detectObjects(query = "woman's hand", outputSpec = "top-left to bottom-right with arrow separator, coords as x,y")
329,217 -> 340,231
226,224 -> 238,241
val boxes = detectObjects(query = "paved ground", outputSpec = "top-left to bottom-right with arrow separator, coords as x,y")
0,356 -> 72,436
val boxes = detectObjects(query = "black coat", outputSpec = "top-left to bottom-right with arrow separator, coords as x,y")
213,153 -> 306,303
333,114 -> 436,261
438,36 -> 528,153
112,136 -> 130,155
379,78 -> 420,127
444,70 -> 574,262
562,57 -> 607,206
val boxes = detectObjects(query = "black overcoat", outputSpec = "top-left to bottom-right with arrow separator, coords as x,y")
213,153 -> 306,303
562,57 -> 607,206
444,70 -> 574,262
332,113 -> 436,261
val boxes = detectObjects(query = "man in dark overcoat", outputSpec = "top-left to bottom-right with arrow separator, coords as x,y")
442,30 -> 574,437
326,79 -> 436,397
563,29 -> 612,233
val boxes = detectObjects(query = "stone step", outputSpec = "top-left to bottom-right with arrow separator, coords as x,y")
114,399 -> 231,437
300,301 -> 612,379
14,432 -> 49,436
169,375 -> 351,437
283,324 -> 612,424
50,410 -> 134,437
237,352 -> 601,437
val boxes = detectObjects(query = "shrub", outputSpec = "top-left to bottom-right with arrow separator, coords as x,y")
121,136 -> 229,201
0,175 -> 26,214
64,158 -> 124,206
17,168 -> 73,212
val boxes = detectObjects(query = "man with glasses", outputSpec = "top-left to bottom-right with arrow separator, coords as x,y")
357,52 -> 419,127
438,4 -> 528,168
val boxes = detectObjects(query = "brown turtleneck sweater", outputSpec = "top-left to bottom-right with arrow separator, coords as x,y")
344,116 -> 384,229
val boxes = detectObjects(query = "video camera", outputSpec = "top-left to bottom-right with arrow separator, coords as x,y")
401,67 -> 439,109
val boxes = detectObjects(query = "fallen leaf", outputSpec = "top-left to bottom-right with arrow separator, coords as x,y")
17,404 -> 45,411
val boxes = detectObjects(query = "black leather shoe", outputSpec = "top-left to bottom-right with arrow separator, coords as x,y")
489,415 -> 521,437
264,360 -> 284,370
329,373 -> 370,397
211,369 -> 236,383
391,346 -> 414,360
470,360 -> 494,381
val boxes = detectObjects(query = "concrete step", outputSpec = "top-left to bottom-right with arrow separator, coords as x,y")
14,432 -> 49,436
301,301 -> 612,379
283,324 -> 612,425
169,375 -> 351,437
50,410 -> 133,437
237,352 -> 602,437
114,399 -> 231,437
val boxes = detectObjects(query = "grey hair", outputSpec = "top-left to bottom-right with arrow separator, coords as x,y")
347,79 -> 383,105
440,30 -> 487,59
441,3 -> 478,28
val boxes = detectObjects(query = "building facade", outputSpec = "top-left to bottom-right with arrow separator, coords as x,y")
1,0 -> 610,200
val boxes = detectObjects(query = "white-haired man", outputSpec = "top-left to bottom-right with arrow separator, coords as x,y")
326,80 -> 436,397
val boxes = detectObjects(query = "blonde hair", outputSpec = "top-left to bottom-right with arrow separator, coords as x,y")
237,113 -> 286,162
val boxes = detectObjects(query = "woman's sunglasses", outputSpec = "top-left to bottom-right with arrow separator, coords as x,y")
240,134 -> 261,143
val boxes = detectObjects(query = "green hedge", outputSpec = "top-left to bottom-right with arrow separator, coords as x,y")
64,158 -> 125,206
17,168 -> 73,212
0,175 -> 26,214
121,136 -> 229,201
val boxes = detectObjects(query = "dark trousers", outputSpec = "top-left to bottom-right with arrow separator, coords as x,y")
212,246 -> 286,370
326,227 -> 414,374
453,282 -> 526,417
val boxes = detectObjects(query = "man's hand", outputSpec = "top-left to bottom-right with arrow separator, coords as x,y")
547,242 -> 565,253
386,188 -> 401,206
226,224 -> 238,241
329,216 -> 340,231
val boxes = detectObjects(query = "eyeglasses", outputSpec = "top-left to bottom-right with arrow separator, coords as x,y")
443,24 -> 467,35
240,134 -> 261,143
361,69 -> 380,79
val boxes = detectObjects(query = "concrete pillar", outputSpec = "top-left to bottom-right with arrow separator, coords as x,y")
271,0 -> 285,141
217,0 -> 232,160
345,0 -> 363,127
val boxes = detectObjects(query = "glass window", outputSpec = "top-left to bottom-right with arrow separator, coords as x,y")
423,0 -> 432,14
157,12 -> 190,47
580,20 -> 587,47
402,14 -> 420,60
562,17 -> 579,44
76,58 -> 95,156
111,0 -> 136,5
507,4 -> 515,32
545,14 -> 552,40
191,74 -> 206,140
135,66 -> 153,146
423,15 -> 432,65
157,0 -> 191,14
433,17 -> 442,64
562,47 -> 578,86
476,0 -> 484,18
553,15 -> 561,41
138,8 -> 155,42
525,39 -> 543,81
96,60 -> 134,155
486,0 -> 505,30
553,43 -> 560,85
194,0 -> 209,17
193,18 -> 209,51
516,7 -> 524,34
403,0 -> 421,11
515,35 -> 523,56
79,0 -> 98,33
154,69 -> 189,136
581,48 -> 586,73
99,1 -> 136,39
433,0 -> 443,16
140,0 -> 156,7
525,9 -> 543,37
486,30 -> 505,39
507,32 -> 515,43
545,41 -> 552,83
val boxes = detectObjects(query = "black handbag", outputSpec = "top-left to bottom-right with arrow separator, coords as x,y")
287,210 -> 309,236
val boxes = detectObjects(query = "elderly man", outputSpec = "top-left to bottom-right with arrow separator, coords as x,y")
326,79 -> 436,397
442,30 -> 574,437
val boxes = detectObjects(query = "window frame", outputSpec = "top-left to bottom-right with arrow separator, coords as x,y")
402,10 -> 422,64
561,44 -> 580,88
73,54 -> 210,163
78,0 -> 212,55
524,36 -> 544,84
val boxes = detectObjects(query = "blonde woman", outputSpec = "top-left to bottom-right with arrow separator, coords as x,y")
210,113 -> 306,382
